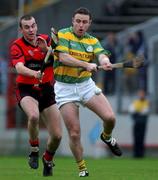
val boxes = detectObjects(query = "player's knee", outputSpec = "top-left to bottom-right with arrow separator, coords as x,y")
104,113 -> 116,126
69,130 -> 80,142
28,112 -> 39,124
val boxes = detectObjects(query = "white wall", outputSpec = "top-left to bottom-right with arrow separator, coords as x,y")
0,97 -> 158,156
59,106 -> 158,157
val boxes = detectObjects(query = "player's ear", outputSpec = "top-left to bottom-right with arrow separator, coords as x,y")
19,27 -> 23,34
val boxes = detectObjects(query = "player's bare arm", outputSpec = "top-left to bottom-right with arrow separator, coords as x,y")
15,62 -> 43,79
59,52 -> 97,72
98,54 -> 112,70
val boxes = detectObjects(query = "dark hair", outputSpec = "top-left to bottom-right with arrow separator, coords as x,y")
19,14 -> 34,28
73,7 -> 92,20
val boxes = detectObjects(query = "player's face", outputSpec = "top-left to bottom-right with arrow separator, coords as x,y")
20,17 -> 38,41
72,13 -> 91,37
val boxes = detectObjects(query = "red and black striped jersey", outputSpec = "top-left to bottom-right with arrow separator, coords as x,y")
10,34 -> 54,84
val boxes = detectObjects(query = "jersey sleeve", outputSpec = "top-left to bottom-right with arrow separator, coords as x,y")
10,44 -> 25,66
55,31 -> 69,53
93,38 -> 111,57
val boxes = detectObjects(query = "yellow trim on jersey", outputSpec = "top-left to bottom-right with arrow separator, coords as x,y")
58,31 -> 98,44
56,45 -> 68,52
54,66 -> 91,77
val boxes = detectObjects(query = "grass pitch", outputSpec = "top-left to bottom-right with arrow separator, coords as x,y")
0,156 -> 158,180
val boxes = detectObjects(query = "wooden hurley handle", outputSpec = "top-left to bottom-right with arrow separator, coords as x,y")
111,63 -> 124,68
41,46 -> 52,72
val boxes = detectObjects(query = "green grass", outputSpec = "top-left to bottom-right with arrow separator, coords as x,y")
0,156 -> 158,180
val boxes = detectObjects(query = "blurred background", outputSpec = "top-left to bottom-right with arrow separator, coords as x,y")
0,0 -> 158,158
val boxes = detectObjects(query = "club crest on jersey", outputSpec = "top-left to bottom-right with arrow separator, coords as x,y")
86,46 -> 93,52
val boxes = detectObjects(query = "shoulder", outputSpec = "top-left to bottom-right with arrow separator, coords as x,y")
11,37 -> 23,45
58,27 -> 72,37
58,27 -> 71,34
84,32 -> 99,43
38,34 -> 49,40
85,32 -> 95,38
10,37 -> 24,50
58,27 -> 73,40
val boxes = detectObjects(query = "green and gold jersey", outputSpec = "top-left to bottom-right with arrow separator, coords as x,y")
54,26 -> 110,83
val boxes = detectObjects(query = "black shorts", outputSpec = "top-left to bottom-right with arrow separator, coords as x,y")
16,82 -> 56,112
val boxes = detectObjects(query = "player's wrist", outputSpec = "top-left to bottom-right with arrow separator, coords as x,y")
82,62 -> 89,69
31,71 -> 37,78
33,71 -> 42,79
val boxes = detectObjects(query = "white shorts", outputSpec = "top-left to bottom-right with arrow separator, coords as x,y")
54,78 -> 102,108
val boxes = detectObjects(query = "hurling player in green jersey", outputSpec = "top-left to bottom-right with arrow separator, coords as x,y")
54,7 -> 122,177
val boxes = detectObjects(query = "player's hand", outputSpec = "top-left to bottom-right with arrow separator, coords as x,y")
98,62 -> 113,71
37,36 -> 48,52
34,70 -> 44,82
86,63 -> 98,72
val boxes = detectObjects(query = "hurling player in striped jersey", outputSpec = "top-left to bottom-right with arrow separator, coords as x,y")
53,7 -> 122,177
